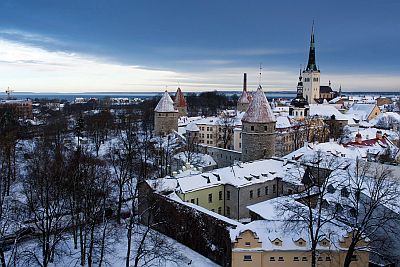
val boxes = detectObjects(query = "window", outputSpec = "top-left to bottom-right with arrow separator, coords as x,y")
227,191 -> 231,200
226,206 -> 231,216
302,257 -> 308,261
219,191 -> 222,200
351,255 -> 358,261
196,198 -> 199,205
218,207 -> 222,214
273,184 -> 276,193
293,257 -> 299,261
190,199 -> 195,204
288,189 -> 293,194
270,257 -> 275,261
278,257 -> 284,261
245,242 -> 251,246
249,190 -> 253,199
250,126 -> 254,131
318,257 -> 323,261
265,186 -> 269,195
208,194 -> 212,203
257,188 -> 261,197
264,126 -> 268,131
326,257 -> 331,261
243,255 -> 252,261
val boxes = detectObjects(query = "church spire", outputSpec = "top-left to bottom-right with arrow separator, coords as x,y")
306,21 -> 318,72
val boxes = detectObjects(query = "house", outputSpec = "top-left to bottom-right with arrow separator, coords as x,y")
231,220 -> 369,267
347,103 -> 381,122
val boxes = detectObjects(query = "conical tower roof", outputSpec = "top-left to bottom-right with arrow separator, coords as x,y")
238,90 -> 250,104
242,86 -> 276,123
174,87 -> 187,107
154,91 -> 177,112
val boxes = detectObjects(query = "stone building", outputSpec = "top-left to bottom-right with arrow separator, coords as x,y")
154,90 -> 179,136
241,85 -> 276,162
237,73 -> 251,112
173,87 -> 188,117
0,99 -> 33,119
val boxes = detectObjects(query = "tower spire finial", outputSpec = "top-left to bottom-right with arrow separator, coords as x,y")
306,21 -> 318,72
258,63 -> 262,86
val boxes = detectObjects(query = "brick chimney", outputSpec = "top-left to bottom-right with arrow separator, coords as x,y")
243,73 -> 247,92
355,133 -> 362,144
376,130 -> 383,140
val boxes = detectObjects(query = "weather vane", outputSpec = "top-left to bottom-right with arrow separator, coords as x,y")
259,63 -> 262,86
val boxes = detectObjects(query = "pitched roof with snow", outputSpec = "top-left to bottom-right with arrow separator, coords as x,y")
309,103 -> 355,124
174,87 -> 187,107
347,103 -> 377,121
154,91 -> 178,113
185,122 -> 200,132
242,86 -> 276,123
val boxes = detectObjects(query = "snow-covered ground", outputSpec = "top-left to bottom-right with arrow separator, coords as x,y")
5,224 -> 220,267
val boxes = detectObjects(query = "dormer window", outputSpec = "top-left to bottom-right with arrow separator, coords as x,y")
319,238 -> 330,247
245,242 -> 251,246
271,238 -> 282,246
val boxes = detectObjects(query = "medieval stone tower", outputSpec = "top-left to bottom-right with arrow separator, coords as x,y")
173,87 -> 188,117
241,85 -> 276,162
154,90 -> 178,136
237,73 -> 251,112
302,23 -> 320,104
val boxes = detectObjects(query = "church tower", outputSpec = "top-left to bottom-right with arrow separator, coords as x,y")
173,87 -> 188,117
237,73 -> 251,112
289,68 -> 309,120
241,85 -> 276,162
154,90 -> 179,136
302,23 -> 320,104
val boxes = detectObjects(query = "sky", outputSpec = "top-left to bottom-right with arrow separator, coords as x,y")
0,0 -> 400,93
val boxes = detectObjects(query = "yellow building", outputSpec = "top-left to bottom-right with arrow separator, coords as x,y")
231,220 -> 369,267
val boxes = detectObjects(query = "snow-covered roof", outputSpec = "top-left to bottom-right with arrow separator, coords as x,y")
167,158 -> 304,194
154,91 -> 178,113
370,112 -> 400,128
238,90 -> 250,104
275,116 -> 292,129
347,103 -> 377,121
230,219 -> 351,252
242,86 -> 276,124
185,122 -> 200,132
174,87 -> 187,107
309,103 -> 355,124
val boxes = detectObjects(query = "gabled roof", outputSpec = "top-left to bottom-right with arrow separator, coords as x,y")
154,91 -> 178,112
320,86 -> 333,94
174,87 -> 187,107
242,86 -> 276,123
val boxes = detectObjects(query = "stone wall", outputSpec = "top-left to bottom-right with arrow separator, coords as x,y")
241,122 -> 276,162
139,182 -> 234,267
154,111 -> 178,136
199,145 -> 242,167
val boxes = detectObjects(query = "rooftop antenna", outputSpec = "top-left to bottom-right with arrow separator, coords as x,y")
178,81 -> 180,88
258,63 -> 263,86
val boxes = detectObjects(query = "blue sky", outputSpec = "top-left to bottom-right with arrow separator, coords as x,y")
1,0 -> 400,92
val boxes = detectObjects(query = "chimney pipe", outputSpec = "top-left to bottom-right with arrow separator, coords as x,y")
243,73 -> 247,92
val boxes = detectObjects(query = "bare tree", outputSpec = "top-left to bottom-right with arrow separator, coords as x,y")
279,151 -> 346,267
217,116 -> 234,149
341,160 -> 400,267
22,142 -> 69,267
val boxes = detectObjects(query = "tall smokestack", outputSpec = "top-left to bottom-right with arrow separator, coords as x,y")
243,73 -> 247,92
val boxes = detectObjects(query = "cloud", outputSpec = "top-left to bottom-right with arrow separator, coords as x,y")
0,31 -> 399,93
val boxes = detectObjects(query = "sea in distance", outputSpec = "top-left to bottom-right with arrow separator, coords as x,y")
2,91 -> 399,102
